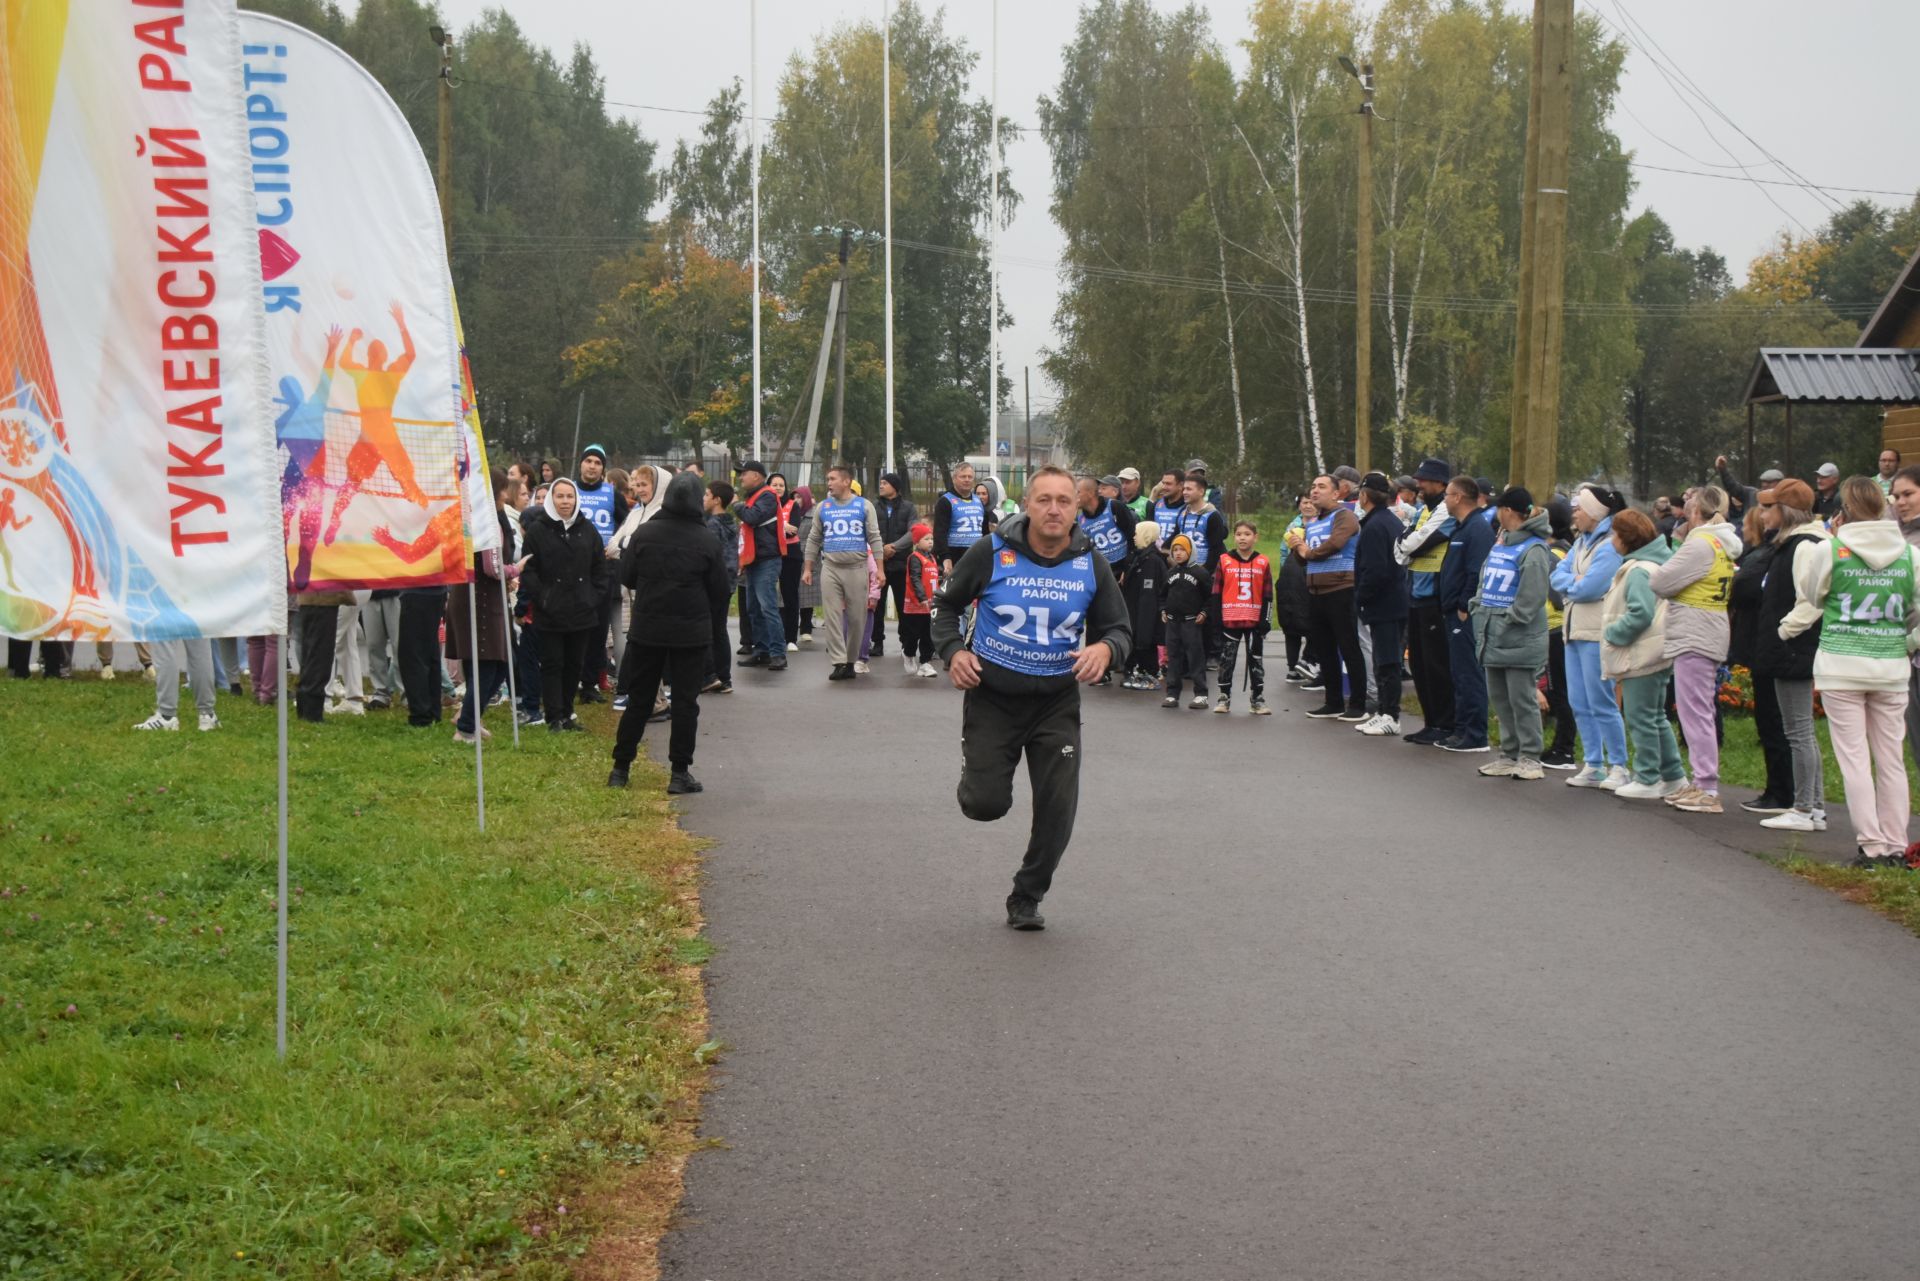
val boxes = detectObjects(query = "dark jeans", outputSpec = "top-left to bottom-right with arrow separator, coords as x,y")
398,589 -> 448,726
1752,673 -> 1795,802
1306,587 -> 1365,713
707,593 -> 734,685
7,639 -> 69,678
296,604 -> 339,723
456,659 -> 509,734
1546,631 -> 1576,753
1407,600 -> 1454,734
958,681 -> 1082,903
900,613 -> 933,662
1366,617 -> 1404,720
779,554 -> 807,645
611,643 -> 706,772
538,626 -> 594,725
1445,610 -> 1488,745
1164,617 -> 1207,698
871,568 -> 907,654
584,575 -> 618,694
742,558 -> 781,659
1217,627 -> 1266,700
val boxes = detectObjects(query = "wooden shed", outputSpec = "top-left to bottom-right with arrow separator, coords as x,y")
1858,245 -> 1920,459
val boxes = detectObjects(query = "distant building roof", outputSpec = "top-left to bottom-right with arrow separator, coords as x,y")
1859,244 -> 1920,348
1743,347 -> 1920,406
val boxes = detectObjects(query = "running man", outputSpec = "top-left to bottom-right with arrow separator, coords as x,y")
934,465 -> 1132,930
275,325 -> 343,590
326,302 -> 427,545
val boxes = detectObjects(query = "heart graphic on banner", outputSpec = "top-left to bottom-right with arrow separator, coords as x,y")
258,229 -> 301,281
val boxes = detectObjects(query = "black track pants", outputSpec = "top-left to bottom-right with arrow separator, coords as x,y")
958,681 -> 1082,903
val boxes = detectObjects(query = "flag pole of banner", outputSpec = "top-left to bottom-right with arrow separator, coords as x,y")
1,0 -> 285,645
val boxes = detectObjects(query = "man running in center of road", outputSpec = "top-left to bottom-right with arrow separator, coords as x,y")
934,465 -> 1132,931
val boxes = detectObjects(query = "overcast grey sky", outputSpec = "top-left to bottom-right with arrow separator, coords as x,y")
438,0 -> 1920,414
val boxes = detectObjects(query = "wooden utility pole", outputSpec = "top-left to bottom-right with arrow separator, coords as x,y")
434,29 -> 453,249
832,228 -> 852,458
1354,61 -> 1375,474
1509,0 -> 1573,497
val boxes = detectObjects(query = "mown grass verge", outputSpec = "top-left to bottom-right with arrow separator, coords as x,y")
1770,856 -> 1920,936
0,675 -> 707,1279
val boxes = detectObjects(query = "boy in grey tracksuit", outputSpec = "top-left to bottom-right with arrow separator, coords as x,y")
803,465 -> 885,678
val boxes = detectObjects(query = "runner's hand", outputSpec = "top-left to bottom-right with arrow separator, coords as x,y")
948,650 -> 982,690
1071,644 -> 1112,684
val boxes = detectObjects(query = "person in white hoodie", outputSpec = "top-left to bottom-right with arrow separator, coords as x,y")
1779,477 -> 1920,869
1647,485 -> 1741,813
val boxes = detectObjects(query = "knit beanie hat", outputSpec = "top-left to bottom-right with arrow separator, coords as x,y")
1170,534 -> 1194,556
909,522 -> 932,542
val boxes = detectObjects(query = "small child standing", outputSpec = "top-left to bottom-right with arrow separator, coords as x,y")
901,523 -> 940,676
1127,520 -> 1169,689
1159,534 -> 1211,708
1213,520 -> 1274,715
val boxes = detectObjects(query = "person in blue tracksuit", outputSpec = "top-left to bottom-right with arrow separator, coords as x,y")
1436,474 -> 1496,751
1550,484 -> 1631,787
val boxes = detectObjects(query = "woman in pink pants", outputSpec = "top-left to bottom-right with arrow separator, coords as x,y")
1779,477 -> 1920,870
1648,486 -> 1742,813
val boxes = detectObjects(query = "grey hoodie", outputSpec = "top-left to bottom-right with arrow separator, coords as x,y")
1469,508 -> 1555,670
1647,519 -> 1742,661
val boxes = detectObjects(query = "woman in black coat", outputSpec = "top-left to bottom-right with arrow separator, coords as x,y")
1727,512 -> 1791,810
518,477 -> 610,730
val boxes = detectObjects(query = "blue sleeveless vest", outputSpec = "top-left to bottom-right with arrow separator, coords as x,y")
1303,510 -> 1355,577
1079,500 -> 1129,564
818,496 -> 867,555
971,535 -> 1099,677
1477,536 -> 1543,610
946,492 -> 986,548
575,481 -> 616,547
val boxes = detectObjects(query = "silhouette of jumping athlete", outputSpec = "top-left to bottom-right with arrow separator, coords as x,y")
325,302 -> 428,546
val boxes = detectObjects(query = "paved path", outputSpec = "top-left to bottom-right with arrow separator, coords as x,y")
650,653 -> 1918,1280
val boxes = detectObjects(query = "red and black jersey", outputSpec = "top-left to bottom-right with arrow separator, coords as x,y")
1214,551 -> 1273,628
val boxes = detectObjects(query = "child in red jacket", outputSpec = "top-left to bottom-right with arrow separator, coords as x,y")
901,523 -> 940,677
1213,520 -> 1274,715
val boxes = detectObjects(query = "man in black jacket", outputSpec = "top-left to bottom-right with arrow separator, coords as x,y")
934,466 -> 1132,930
1352,472 -> 1409,737
1436,475 -> 1496,752
870,471 -> 918,659
608,473 -> 732,795
735,460 -> 787,671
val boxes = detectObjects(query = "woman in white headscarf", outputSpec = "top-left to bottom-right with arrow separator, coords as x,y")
606,465 -> 675,708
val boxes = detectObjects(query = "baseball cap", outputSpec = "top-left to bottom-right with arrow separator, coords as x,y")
1117,467 -> 1141,482
738,458 -> 767,477
1816,462 -> 1839,478
1359,470 -> 1393,496
1763,479 -> 1815,512
1496,485 -> 1534,514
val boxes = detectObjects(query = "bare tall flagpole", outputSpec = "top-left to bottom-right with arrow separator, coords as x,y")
750,0 -> 762,459
987,0 -> 998,487
881,1 -> 896,474
275,629 -> 288,1059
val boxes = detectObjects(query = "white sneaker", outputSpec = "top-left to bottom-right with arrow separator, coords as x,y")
99,666 -> 116,682
1360,715 -> 1400,736
854,660 -> 870,675
1614,779 -> 1666,800
327,699 -> 366,717
142,665 -> 157,682
1654,777 -> 1690,798
1512,758 -> 1544,781
1566,765 -> 1608,788
1478,758 -> 1520,777
788,641 -> 800,652
918,662 -> 939,678
197,713 -> 220,732
904,652 -> 918,675
1598,766 -> 1632,792
133,713 -> 179,732
798,635 -> 813,648
1810,807 -> 1829,831
1352,713 -> 1378,732
1760,809 -> 1818,832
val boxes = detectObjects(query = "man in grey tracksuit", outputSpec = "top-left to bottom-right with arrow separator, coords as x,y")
803,462 -> 885,680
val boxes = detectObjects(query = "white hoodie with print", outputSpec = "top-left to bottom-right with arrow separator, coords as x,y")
1778,518 -> 1920,692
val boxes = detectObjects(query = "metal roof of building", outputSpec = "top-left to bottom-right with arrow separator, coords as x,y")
1742,347 -> 1920,405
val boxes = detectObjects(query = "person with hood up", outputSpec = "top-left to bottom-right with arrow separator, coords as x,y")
1601,510 -> 1684,799
1647,484 -> 1741,813
1157,533 -> 1212,708
1469,488 -> 1556,780
870,471 -> 918,659
1124,519 -> 1169,688
1553,485 -> 1630,788
1779,477 -> 1920,869
607,472 -> 731,795
1750,480 -> 1827,832
519,477 -> 611,731
934,465 -> 1132,930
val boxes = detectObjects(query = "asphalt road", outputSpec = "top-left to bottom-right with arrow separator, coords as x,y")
644,648 -> 1915,1277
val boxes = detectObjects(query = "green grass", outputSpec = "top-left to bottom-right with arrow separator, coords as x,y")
0,676 -> 706,1279
1771,856 -> 1920,935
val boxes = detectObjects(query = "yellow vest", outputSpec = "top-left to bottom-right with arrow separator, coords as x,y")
1409,503 -> 1449,573
1672,529 -> 1734,611
1545,546 -> 1568,630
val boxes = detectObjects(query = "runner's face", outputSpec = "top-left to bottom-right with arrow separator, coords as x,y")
1026,476 -> 1076,542
1122,478 -> 1140,500
1309,476 -> 1338,509
829,471 -> 852,499
580,456 -> 604,483
953,466 -> 974,492
1892,476 -> 1920,524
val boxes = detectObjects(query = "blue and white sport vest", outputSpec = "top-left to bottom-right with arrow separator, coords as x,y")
1303,510 -> 1355,577
818,496 -> 868,555
946,492 -> 986,549
970,535 -> 1098,677
1177,508 -> 1214,566
1152,501 -> 1186,547
1478,536 -> 1543,610
1079,500 -> 1129,564
575,481 -> 616,546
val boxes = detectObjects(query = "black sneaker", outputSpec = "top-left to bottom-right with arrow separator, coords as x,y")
828,663 -> 854,681
1304,704 -> 1345,719
1161,695 -> 1179,708
736,644 -> 752,658
740,652 -> 769,668
1439,735 -> 1491,753
578,687 -> 605,704
1005,894 -> 1045,930
606,767 -> 629,788
1540,746 -> 1579,770
667,770 -> 703,795
1404,727 -> 1445,746
557,716 -> 585,733
1739,795 -> 1793,815
1337,707 -> 1370,722
767,656 -> 788,671
703,679 -> 732,695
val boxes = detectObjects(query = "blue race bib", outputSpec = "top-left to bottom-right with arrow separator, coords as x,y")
1478,537 -> 1542,610
947,493 -> 985,548
1080,501 -> 1128,564
1177,509 -> 1213,566
1303,510 -> 1355,576
576,482 -> 616,546
1152,501 -> 1185,547
819,497 -> 867,555
971,536 -> 1098,677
